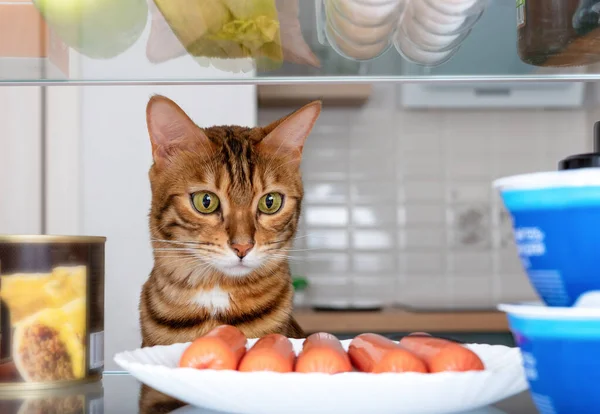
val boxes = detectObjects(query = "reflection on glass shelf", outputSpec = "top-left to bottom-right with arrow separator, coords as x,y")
1,0 -> 599,84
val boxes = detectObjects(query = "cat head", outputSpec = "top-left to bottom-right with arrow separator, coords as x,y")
146,95 -> 321,278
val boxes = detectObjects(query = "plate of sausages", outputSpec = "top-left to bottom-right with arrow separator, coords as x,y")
114,325 -> 527,414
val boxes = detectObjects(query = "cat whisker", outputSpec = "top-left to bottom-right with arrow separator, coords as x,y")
154,246 -> 222,259
263,247 -> 285,253
265,239 -> 286,246
153,248 -> 198,251
153,249 -> 212,263
277,248 -> 323,253
194,247 -> 221,253
264,234 -> 329,249
265,251 -> 302,258
154,257 -> 199,271
153,250 -> 195,256
264,255 -> 293,261
292,233 -> 327,240
151,239 -> 214,246
185,261 -> 216,282
262,252 -> 311,262
153,255 -> 198,261
257,256 -> 282,272
167,256 -> 213,275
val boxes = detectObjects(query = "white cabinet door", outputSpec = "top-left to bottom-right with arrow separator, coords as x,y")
0,87 -> 42,234
47,84 -> 256,370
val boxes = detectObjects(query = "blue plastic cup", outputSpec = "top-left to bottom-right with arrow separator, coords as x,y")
494,169 -> 600,307
499,303 -> 600,414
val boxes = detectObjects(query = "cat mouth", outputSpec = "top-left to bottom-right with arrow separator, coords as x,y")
221,263 -> 255,277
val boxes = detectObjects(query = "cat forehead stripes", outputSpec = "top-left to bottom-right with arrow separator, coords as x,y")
205,126 -> 256,204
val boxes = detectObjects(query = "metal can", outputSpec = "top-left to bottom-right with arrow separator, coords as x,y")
0,235 -> 105,390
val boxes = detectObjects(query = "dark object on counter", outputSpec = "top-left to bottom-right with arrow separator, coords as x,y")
0,235 -> 105,391
312,306 -> 382,312
559,121 -> 600,169
518,0 -> 600,67
0,379 -> 103,414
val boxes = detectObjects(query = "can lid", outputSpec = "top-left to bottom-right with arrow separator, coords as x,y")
0,235 -> 106,244
559,121 -> 600,170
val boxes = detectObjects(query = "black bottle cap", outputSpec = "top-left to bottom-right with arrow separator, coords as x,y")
558,121 -> 600,170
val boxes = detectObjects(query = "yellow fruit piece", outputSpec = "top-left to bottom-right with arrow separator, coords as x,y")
153,0 -> 231,48
153,0 -> 283,69
58,297 -> 86,340
13,298 -> 86,381
0,266 -> 86,324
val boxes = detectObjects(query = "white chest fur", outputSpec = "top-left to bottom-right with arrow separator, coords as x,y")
193,286 -> 231,314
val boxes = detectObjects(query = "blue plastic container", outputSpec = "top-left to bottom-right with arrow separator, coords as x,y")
499,303 -> 600,414
494,169 -> 600,307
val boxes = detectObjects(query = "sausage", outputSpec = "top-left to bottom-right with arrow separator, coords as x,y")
179,325 -> 247,370
348,333 -> 428,374
399,335 -> 485,373
295,332 -> 352,374
238,334 -> 295,373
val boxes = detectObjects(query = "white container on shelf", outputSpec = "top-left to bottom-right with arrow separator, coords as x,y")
428,0 -> 480,15
328,0 -> 404,27
407,0 -> 484,35
394,26 -> 460,66
393,0 -> 488,66
402,13 -> 471,52
326,0 -> 399,45
326,22 -> 391,61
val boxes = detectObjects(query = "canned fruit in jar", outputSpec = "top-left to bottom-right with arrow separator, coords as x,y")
0,236 -> 105,389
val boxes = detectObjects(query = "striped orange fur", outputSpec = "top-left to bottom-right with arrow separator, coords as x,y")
139,95 -> 321,347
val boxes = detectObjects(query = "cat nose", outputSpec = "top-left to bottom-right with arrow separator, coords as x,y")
230,241 -> 254,258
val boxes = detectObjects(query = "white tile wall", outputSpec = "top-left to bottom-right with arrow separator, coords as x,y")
259,85 -> 594,310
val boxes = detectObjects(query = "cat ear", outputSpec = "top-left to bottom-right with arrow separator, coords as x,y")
146,95 -> 214,166
257,100 -> 322,163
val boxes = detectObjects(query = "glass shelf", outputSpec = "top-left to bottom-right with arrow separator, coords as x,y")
2,0 -> 600,85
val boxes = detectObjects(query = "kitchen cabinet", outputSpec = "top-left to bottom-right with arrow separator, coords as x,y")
258,84 -> 373,106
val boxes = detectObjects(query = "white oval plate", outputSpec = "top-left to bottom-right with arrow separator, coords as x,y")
114,339 -> 527,414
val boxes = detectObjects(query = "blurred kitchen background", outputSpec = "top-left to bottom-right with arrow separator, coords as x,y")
3,80 -> 598,368
261,82 -> 592,312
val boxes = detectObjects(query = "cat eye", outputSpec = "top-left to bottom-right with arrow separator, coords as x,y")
191,191 -> 220,214
258,193 -> 283,215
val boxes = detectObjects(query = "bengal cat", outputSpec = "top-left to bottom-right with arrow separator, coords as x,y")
139,95 -> 321,347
